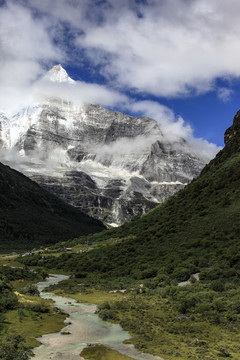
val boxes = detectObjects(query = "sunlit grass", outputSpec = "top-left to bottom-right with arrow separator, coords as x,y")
80,344 -> 135,360
5,307 -> 66,348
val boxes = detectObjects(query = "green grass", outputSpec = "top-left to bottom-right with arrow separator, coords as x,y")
5,307 -> 66,347
0,254 -> 22,267
45,277 -> 132,305
11,279 -> 39,290
4,291 -> 66,348
80,344 -> 135,360
50,287 -> 126,305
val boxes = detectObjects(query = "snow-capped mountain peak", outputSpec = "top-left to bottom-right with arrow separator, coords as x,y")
0,67 -> 207,225
47,64 -> 74,83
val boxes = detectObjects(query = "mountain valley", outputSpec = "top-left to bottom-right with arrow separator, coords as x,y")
16,110 -> 240,359
1,67 -> 239,360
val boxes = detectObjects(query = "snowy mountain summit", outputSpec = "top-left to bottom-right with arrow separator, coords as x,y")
46,64 -> 74,83
0,66 -> 207,225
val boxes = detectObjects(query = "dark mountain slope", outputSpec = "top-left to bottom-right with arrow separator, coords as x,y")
0,162 -> 105,252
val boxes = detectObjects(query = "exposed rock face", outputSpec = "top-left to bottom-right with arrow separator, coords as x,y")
0,65 -> 207,225
224,110 -> 240,145
0,113 -> 9,147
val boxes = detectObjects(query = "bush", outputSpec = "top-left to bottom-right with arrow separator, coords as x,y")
21,285 -> 40,296
0,334 -> 33,360
98,308 -> 116,321
0,291 -> 18,311
28,303 -> 49,313
210,280 -> 225,292
172,268 -> 192,282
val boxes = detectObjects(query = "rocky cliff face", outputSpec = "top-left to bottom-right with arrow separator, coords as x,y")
224,110 -> 240,146
0,65 -> 207,225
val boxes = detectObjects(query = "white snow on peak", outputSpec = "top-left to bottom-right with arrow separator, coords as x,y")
47,64 -> 74,84
9,106 -> 42,147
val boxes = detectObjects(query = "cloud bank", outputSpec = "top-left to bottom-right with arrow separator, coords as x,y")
16,0 -> 240,98
0,0 -> 232,159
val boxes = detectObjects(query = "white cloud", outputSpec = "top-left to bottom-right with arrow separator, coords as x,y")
13,0 -> 240,98
2,0 -> 240,100
187,137 -> 222,162
217,87 -> 233,103
33,78 -> 128,110
0,2 -> 62,82
0,1 -> 64,113
124,99 -> 221,161
126,100 -> 192,140
74,0 -> 240,97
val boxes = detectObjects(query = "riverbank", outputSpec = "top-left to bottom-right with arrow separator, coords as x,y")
0,267 -> 66,349
5,306 -> 66,348
33,274 -> 164,360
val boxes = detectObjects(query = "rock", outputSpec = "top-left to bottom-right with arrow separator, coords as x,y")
224,110 -> 240,145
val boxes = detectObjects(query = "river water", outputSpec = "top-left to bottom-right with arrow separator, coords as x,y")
33,274 -> 164,360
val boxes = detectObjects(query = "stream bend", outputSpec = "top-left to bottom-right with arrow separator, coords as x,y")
33,274 -> 163,360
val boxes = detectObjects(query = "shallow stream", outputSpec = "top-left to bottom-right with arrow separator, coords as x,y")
33,274 -> 163,360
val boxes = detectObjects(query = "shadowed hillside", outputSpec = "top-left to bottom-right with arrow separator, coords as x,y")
0,162 -> 105,252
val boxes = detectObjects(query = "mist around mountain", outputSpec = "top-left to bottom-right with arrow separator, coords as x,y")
0,65 -> 219,226
21,111 -> 240,359
0,162 -> 105,253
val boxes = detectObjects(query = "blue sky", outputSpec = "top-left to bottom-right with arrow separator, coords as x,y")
1,0 -> 240,154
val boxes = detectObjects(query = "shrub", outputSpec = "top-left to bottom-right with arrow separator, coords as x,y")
0,334 -> 33,360
210,280 -> 225,292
